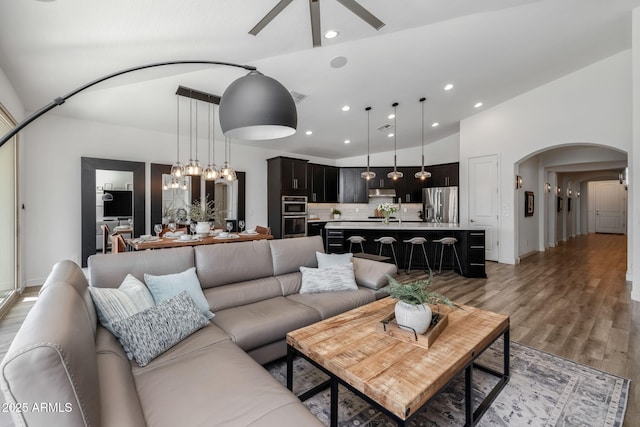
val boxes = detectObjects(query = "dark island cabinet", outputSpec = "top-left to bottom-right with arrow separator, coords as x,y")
339,168 -> 368,203
307,221 -> 327,238
309,164 -> 339,203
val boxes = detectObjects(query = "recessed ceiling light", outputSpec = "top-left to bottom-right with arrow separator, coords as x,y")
444,83 -> 454,91
344,139 -> 351,144
305,130 -> 313,135
388,114 -> 395,119
387,133 -> 394,138
342,105 -> 350,112
324,30 -> 339,39
474,102 -> 483,108
432,122 -> 439,127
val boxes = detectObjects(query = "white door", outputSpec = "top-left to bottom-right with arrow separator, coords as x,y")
595,181 -> 626,234
468,155 -> 499,261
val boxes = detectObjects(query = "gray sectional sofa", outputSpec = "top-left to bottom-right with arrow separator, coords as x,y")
0,236 -> 396,426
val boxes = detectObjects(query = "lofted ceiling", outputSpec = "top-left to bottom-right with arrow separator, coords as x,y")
0,0 -> 639,159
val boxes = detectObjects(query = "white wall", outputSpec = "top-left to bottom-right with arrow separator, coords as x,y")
516,155 -> 539,257
460,50 -> 632,266
631,7 -> 640,300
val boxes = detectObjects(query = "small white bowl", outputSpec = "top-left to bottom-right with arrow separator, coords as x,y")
140,234 -> 151,240
245,228 -> 256,234
218,232 -> 229,238
180,235 -> 192,241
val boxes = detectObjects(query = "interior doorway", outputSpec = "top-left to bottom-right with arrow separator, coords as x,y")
592,180 -> 626,234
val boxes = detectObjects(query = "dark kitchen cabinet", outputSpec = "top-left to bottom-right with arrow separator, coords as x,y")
367,168 -> 392,190
339,168 -> 368,203
426,162 -> 459,187
309,164 -> 339,203
307,221 -> 327,239
393,167 -> 427,203
267,156 -> 309,238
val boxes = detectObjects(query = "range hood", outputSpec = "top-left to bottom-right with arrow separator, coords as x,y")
368,188 -> 396,198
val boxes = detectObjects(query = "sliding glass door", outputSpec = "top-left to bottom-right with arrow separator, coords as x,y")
0,107 -> 17,313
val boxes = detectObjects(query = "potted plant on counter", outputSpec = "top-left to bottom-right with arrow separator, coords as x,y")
331,208 -> 341,220
376,202 -> 397,224
189,196 -> 216,235
379,275 -> 459,334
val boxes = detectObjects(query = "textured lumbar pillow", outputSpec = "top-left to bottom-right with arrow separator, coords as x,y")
89,274 -> 155,335
299,263 -> 358,294
144,267 -> 214,319
316,251 -> 353,269
111,291 -> 210,367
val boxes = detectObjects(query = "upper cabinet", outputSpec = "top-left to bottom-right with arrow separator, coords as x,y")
309,164 -> 339,203
339,168 -> 368,203
269,156 -> 308,196
425,162 -> 459,187
393,167 -> 427,203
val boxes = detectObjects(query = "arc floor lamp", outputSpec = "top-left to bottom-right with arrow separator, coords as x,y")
0,60 -> 298,148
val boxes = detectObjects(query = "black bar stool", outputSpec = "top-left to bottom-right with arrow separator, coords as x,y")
346,236 -> 366,253
374,236 -> 398,268
433,237 -> 463,274
402,237 -> 431,274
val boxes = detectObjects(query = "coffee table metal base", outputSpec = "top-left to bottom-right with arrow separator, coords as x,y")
287,328 -> 510,427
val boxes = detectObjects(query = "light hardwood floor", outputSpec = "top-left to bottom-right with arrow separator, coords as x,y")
0,233 -> 636,425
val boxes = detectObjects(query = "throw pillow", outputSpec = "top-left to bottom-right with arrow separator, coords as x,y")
111,291 -> 210,367
89,274 -> 155,335
316,251 -> 353,269
144,267 -> 214,319
299,263 -> 358,294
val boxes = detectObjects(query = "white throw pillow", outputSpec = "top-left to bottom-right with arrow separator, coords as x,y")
89,274 -> 155,336
316,251 -> 353,269
144,267 -> 214,319
299,263 -> 358,294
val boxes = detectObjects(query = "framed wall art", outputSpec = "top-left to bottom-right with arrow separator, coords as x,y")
525,191 -> 534,217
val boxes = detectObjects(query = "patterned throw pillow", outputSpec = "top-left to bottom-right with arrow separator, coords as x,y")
299,263 -> 358,294
144,267 -> 214,319
111,291 -> 210,367
316,251 -> 353,269
89,274 -> 155,335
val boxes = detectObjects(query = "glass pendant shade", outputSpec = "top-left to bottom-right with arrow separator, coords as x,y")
387,103 -> 402,180
361,106 -> 377,181
415,97 -> 431,181
387,167 -> 404,180
162,181 -> 169,191
171,161 -> 184,178
415,168 -> 431,180
204,165 -> 219,181
204,104 -> 219,181
170,177 -> 180,189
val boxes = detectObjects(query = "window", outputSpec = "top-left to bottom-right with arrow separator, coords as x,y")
0,105 -> 18,314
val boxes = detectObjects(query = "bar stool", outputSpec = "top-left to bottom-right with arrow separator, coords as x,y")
433,237 -> 463,274
346,236 -> 366,253
374,236 -> 398,268
403,237 -> 431,274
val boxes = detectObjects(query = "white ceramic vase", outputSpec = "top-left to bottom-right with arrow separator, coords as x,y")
195,222 -> 211,235
394,301 -> 432,335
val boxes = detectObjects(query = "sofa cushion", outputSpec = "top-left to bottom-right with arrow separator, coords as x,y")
213,297 -> 322,351
89,246 -> 195,289
195,240 -> 274,288
299,264 -> 358,294
275,272 -> 303,296
352,257 -> 397,290
316,251 -> 353,268
132,339 -> 323,427
112,292 -> 210,367
144,267 -> 214,319
89,274 -> 155,335
203,277 -> 283,312
269,236 -> 324,276
287,288 -> 376,320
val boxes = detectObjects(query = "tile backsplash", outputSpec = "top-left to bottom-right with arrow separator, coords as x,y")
308,200 -> 423,221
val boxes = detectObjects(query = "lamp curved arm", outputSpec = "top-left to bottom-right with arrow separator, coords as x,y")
0,60 -> 257,148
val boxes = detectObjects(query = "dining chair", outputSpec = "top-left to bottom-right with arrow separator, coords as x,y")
256,225 -> 272,236
110,234 -> 127,254
100,224 -> 111,254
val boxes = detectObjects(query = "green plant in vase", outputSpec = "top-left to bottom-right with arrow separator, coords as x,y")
189,196 -> 216,235
377,202 -> 398,224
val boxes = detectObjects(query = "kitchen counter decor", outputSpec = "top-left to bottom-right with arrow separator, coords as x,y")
377,202 -> 398,224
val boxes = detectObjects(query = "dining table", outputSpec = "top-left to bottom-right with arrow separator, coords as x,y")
126,232 -> 273,251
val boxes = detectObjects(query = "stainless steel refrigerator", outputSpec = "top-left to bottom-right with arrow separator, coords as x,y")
422,187 -> 459,223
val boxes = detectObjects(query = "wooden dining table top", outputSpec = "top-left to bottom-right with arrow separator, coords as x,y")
126,232 -> 273,251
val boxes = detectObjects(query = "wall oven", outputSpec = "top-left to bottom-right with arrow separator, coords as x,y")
282,195 -> 307,215
282,196 -> 307,238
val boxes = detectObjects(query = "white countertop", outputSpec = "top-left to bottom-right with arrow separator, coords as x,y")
324,221 -> 479,231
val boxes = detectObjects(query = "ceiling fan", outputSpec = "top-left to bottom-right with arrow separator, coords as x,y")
249,0 -> 385,47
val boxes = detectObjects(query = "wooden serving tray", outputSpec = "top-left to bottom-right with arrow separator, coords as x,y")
375,309 -> 448,349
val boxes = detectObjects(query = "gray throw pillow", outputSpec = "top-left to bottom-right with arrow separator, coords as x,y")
144,267 -> 214,319
316,251 -> 353,269
299,263 -> 358,294
89,274 -> 155,335
111,291 -> 210,367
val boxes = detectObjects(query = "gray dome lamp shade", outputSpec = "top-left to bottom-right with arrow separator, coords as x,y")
219,71 -> 298,140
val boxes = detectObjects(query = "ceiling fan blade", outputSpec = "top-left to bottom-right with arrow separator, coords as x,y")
336,0 -> 385,30
309,0 -> 321,47
249,0 -> 295,36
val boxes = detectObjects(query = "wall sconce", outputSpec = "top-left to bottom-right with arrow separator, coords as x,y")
545,183 -> 551,193
556,186 -> 561,195
515,175 -> 523,189
576,191 -> 581,198
567,188 -> 572,197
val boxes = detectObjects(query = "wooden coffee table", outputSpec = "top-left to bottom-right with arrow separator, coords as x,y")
286,297 -> 510,426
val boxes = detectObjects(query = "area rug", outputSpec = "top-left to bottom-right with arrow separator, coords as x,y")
265,340 -> 629,426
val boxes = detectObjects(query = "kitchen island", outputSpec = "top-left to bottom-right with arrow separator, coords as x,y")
324,221 -> 486,278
